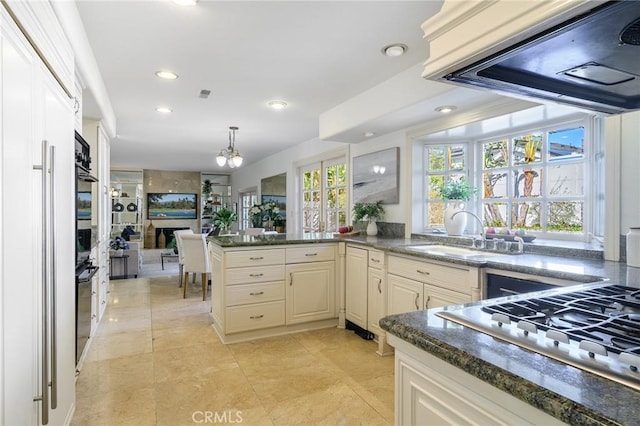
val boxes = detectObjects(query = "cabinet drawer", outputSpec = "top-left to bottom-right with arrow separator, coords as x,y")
226,281 -> 285,306
226,249 -> 285,268
368,249 -> 385,269
226,265 -> 285,285
388,255 -> 471,294
225,301 -> 285,333
286,244 -> 335,263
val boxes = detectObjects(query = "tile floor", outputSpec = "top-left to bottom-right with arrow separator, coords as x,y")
72,274 -> 395,425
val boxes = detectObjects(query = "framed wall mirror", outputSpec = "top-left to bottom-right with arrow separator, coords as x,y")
261,173 -> 286,231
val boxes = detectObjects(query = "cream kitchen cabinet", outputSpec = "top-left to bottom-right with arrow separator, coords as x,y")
286,245 -> 336,324
222,248 -> 286,335
345,244 -> 392,355
388,274 -> 424,315
387,254 -> 480,315
389,334 -> 565,426
366,248 -> 386,337
209,243 -> 338,343
0,1 -> 76,423
345,245 -> 368,329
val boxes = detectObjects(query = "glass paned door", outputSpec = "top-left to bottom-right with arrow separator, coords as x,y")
300,157 -> 347,233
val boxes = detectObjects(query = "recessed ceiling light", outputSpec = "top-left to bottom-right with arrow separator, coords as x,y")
364,131 -> 376,137
156,106 -> 172,113
268,100 -> 288,110
155,70 -> 178,80
172,0 -> 198,6
435,105 -> 457,113
382,44 -> 407,57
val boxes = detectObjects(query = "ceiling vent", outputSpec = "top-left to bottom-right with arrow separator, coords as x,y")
199,89 -> 211,99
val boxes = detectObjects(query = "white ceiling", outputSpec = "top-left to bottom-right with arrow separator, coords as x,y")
75,0 -> 509,173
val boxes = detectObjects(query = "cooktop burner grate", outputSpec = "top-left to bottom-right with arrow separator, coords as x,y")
437,284 -> 640,390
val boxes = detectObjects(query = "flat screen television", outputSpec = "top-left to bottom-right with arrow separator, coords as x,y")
148,193 -> 197,219
77,191 -> 92,220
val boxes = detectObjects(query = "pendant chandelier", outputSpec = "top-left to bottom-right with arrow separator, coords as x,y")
216,126 -> 243,168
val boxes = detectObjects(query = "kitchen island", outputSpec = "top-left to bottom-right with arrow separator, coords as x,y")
379,281 -> 640,426
207,233 -> 346,343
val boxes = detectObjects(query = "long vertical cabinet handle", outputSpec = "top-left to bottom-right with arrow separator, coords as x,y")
49,145 -> 57,409
32,140 -> 49,424
414,293 -> 420,310
289,272 -> 293,286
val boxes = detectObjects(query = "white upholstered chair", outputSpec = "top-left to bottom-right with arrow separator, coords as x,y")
180,233 -> 210,300
173,229 -> 194,286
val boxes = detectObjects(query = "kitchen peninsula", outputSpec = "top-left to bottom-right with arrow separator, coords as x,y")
209,233 -> 640,425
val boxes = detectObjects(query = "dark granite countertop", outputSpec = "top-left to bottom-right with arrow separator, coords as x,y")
210,233 -> 640,424
379,285 -> 640,426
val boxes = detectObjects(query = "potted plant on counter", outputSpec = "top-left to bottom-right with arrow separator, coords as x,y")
212,206 -> 237,234
353,201 -> 384,236
437,180 -> 478,236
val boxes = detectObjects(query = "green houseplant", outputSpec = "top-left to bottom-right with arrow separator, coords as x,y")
212,206 -> 237,233
352,201 -> 384,236
438,180 -> 477,201
437,180 -> 478,236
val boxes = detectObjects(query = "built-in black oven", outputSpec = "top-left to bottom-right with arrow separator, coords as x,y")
74,131 -> 98,364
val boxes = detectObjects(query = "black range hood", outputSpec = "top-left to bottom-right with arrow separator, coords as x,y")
445,1 -> 640,115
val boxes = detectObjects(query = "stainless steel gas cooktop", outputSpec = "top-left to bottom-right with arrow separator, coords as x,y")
437,284 -> 640,390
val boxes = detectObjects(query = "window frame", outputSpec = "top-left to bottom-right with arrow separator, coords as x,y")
423,117 -> 598,242
423,142 -> 471,231
238,189 -> 258,230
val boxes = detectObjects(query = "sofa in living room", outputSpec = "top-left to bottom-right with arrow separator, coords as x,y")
110,241 -> 143,279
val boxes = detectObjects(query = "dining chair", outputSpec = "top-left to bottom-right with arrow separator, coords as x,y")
174,229 -> 194,287
180,233 -> 210,300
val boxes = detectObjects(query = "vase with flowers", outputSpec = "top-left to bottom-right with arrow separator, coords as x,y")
261,200 -> 280,231
248,203 -> 264,229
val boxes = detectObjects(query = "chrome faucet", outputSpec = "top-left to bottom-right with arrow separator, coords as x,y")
450,210 -> 485,246
513,236 -> 525,253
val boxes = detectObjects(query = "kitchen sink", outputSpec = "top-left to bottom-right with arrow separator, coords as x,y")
402,244 -> 506,259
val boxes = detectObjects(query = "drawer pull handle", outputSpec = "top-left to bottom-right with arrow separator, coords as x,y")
417,269 -> 430,275
249,273 -> 264,277
250,315 -> 264,320
249,257 -> 264,260
371,258 -> 380,263
249,291 -> 264,296
414,293 -> 420,310
305,253 -> 318,257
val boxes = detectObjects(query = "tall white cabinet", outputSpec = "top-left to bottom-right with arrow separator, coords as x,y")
0,2 -> 76,424
82,120 -> 111,330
